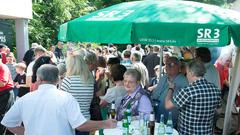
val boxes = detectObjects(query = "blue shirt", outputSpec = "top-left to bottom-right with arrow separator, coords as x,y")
129,86 -> 152,114
151,73 -> 188,128
117,85 -> 152,120
120,60 -> 132,69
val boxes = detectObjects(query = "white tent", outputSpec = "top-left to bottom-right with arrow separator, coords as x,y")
223,47 -> 240,135
0,0 -> 32,61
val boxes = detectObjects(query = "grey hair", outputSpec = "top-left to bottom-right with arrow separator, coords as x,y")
31,43 -> 39,48
84,51 -> 98,65
153,45 -> 160,52
36,64 -> 59,83
186,60 -> 206,77
34,46 -> 47,55
131,52 -> 142,62
124,69 -> 141,82
57,63 -> 66,76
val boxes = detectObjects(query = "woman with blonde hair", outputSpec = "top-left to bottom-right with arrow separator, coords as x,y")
60,54 -> 94,135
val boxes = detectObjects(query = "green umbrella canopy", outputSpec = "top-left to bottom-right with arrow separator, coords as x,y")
58,22 -> 68,42
58,0 -> 240,47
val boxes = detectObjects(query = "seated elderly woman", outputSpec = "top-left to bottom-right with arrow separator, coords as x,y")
116,69 -> 153,121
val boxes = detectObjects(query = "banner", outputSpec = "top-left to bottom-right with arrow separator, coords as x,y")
0,20 -> 14,50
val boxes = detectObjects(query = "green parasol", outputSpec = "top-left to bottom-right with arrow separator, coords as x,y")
58,22 -> 68,42
58,0 -> 240,47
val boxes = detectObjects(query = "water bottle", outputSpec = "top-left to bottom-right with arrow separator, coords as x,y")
158,114 -> 165,135
146,121 -> 150,135
140,113 -> 149,135
139,112 -> 144,128
166,112 -> 173,134
142,117 -> 149,135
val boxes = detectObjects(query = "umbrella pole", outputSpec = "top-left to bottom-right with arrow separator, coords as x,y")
223,47 -> 240,135
159,46 -> 163,81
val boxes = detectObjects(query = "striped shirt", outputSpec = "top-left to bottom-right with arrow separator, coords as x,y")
60,76 -> 94,119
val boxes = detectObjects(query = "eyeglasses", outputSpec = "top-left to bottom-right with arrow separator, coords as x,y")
166,63 -> 176,68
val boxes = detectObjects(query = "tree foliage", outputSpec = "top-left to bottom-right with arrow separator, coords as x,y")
29,0 -> 95,48
29,0 -> 228,48
91,0 -> 136,9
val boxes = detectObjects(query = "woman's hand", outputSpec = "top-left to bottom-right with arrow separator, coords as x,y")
148,85 -> 157,92
95,67 -> 105,81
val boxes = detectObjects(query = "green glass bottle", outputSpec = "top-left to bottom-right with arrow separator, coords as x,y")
122,115 -> 129,135
109,102 -> 116,119
125,103 -> 132,124
158,114 -> 165,135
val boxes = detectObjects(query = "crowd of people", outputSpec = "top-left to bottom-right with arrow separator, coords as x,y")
0,42 -> 239,135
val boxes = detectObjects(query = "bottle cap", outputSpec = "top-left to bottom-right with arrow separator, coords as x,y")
111,103 -> 115,109
150,113 -> 155,121
160,114 -> 164,123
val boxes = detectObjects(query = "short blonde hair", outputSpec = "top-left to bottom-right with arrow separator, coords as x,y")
15,62 -> 26,70
66,54 -> 94,83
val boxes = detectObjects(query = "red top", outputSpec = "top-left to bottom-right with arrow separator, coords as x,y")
0,63 -> 14,92
1,52 -> 7,64
215,61 -> 229,90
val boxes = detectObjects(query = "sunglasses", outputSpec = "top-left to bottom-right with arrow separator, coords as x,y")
166,63 -> 176,68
